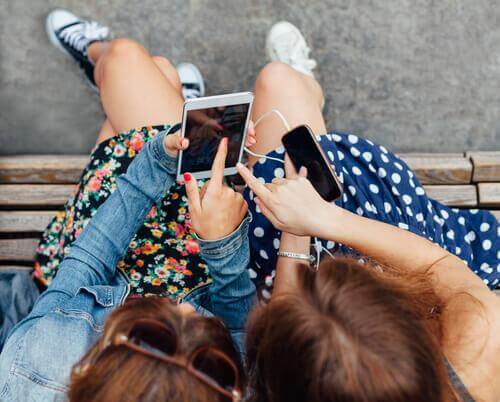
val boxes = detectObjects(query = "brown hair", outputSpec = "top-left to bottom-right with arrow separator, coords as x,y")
246,257 -> 460,402
69,297 -> 244,402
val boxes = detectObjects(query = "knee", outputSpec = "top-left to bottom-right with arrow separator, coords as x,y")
101,38 -> 147,67
94,38 -> 149,87
255,61 -> 300,93
151,56 -> 182,93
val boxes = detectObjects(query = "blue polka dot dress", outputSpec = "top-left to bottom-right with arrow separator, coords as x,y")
243,132 -> 499,289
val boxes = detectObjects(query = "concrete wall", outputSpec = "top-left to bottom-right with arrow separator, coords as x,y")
1,0 -> 499,154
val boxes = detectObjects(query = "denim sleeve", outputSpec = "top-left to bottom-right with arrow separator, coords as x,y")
29,132 -> 177,317
197,214 -> 256,331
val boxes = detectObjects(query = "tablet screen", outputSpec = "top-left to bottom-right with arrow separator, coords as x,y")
180,103 -> 250,174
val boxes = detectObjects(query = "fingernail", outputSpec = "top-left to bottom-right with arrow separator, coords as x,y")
222,137 -> 228,145
183,173 -> 191,182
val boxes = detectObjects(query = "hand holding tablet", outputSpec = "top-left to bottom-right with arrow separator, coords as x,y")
184,137 -> 249,240
176,92 -> 254,181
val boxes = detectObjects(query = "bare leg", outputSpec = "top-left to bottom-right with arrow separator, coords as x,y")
94,52 -> 183,145
249,61 -> 326,165
95,119 -> 116,145
89,38 -> 184,134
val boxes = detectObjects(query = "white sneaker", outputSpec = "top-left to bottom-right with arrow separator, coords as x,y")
266,21 -> 317,77
46,9 -> 111,91
176,63 -> 206,100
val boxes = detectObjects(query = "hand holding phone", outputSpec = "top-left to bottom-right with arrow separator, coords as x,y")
236,156 -> 333,237
281,125 -> 342,202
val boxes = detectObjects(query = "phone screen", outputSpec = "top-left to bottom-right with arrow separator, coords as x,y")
282,125 -> 342,202
180,104 -> 250,174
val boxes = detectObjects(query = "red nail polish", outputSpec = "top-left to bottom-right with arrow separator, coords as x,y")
183,173 -> 191,182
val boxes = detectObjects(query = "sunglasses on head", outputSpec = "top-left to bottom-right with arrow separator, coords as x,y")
96,318 -> 242,402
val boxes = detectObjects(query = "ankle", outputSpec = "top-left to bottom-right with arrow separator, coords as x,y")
88,41 -> 109,64
302,73 -> 324,109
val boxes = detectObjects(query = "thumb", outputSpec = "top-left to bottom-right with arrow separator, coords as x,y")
284,153 -> 299,178
183,173 -> 201,214
164,133 -> 189,157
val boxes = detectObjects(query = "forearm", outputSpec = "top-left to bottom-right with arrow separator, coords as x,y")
274,233 -> 310,297
31,133 -> 177,315
200,216 -> 256,330
318,205 -> 449,274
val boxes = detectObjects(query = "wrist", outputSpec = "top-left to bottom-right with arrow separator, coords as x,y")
314,203 -> 346,240
151,131 -> 178,174
280,232 -> 310,254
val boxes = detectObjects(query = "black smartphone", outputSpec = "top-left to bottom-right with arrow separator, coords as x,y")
282,125 -> 342,202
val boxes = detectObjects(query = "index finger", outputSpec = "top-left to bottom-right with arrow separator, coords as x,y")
210,137 -> 228,188
236,162 -> 273,203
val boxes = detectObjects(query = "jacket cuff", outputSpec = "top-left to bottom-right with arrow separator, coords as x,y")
198,214 -> 252,259
150,130 -> 178,175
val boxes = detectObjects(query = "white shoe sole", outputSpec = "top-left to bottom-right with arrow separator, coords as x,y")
177,62 -> 205,97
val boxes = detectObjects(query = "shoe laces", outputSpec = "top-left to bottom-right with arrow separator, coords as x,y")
273,32 -> 317,72
59,21 -> 109,54
183,87 -> 201,100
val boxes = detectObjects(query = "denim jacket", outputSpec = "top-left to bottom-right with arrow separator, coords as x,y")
0,132 -> 256,402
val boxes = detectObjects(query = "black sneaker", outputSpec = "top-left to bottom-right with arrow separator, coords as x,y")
46,9 -> 111,91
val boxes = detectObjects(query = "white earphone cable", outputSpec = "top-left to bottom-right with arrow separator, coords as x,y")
245,109 -> 335,269
244,108 -> 292,164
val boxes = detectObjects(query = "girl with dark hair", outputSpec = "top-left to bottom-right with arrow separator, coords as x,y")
238,154 -> 499,402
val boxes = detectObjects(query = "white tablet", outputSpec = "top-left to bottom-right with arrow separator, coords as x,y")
176,92 -> 254,181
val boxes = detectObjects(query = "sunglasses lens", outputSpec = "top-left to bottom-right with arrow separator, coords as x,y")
192,349 -> 237,391
130,321 -> 177,356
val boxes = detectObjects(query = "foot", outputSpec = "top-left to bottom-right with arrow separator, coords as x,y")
46,9 -> 111,91
266,21 -> 317,77
176,63 -> 206,100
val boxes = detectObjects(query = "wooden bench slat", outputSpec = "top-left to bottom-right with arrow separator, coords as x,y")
468,152 -> 500,182
0,155 -> 87,184
398,153 -> 465,158
399,155 -> 472,184
0,238 -> 39,261
491,210 -> 500,220
423,185 -> 477,207
478,183 -> 500,207
0,185 -> 75,206
0,211 -> 55,232
0,265 -> 33,272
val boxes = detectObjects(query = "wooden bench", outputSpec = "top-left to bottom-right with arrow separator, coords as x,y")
1,152 -> 499,294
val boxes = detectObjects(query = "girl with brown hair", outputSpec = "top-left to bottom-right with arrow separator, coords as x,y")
0,9 -> 256,401
238,157 -> 500,402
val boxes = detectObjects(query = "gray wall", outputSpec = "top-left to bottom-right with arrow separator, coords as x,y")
1,0 -> 499,155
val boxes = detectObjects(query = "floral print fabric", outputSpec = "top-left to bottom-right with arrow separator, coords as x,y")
34,125 -> 210,298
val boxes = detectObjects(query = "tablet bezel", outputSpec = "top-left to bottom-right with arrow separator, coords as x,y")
176,92 -> 254,181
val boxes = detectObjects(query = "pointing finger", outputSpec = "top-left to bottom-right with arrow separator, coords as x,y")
236,162 -> 273,204
210,137 -> 228,189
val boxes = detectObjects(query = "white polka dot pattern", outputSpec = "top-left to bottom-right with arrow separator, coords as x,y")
243,131 -> 499,289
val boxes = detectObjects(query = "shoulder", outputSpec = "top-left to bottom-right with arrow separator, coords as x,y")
442,284 -> 500,402
0,285 -> 124,400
